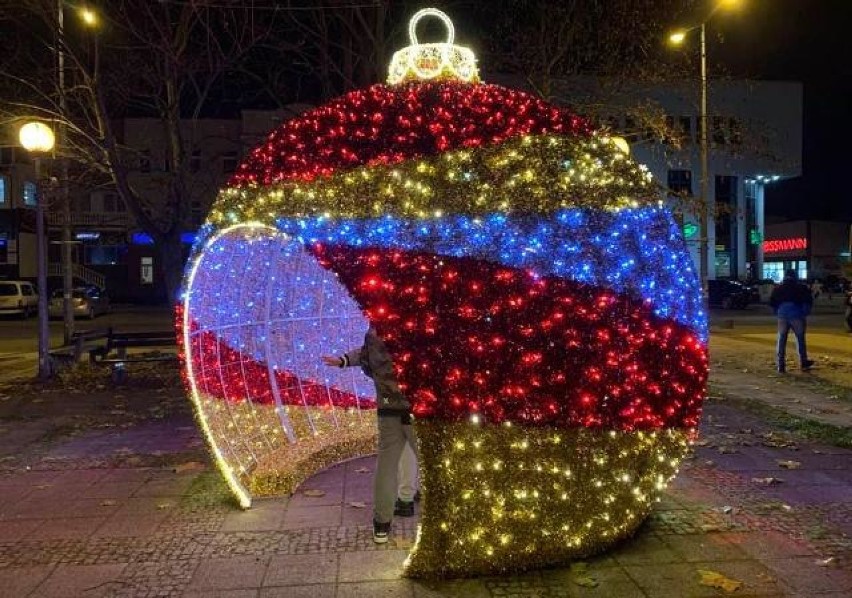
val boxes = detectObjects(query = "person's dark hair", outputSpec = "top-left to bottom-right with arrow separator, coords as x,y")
784,269 -> 798,281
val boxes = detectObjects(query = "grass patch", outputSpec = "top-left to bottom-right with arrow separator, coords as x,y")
181,471 -> 240,509
720,396 -> 852,449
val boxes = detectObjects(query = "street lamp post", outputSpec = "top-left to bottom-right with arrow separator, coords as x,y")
57,2 -> 100,345
669,0 -> 743,288
58,0 -> 75,346
19,122 -> 56,381
698,22 -> 709,289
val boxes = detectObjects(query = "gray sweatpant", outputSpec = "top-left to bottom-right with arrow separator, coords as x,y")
374,415 -> 419,524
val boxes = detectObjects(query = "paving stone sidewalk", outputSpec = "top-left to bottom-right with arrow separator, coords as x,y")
0,398 -> 851,596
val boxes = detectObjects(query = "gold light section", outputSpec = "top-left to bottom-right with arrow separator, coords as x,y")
405,422 -> 691,578
211,135 -> 653,226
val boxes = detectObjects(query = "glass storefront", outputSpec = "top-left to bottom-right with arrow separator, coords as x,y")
763,260 -> 807,283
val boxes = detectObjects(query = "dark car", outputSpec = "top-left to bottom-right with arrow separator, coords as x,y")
707,279 -> 752,309
821,275 -> 850,294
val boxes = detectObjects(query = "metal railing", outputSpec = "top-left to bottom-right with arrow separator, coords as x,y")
46,212 -> 132,228
48,263 -> 107,289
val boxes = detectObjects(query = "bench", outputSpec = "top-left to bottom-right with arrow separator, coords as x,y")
89,330 -> 178,383
49,328 -> 112,370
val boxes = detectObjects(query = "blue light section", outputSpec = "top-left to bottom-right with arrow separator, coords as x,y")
186,227 -> 373,400
274,207 -> 707,341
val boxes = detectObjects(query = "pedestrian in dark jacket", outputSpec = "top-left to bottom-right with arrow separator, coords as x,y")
769,270 -> 814,372
845,290 -> 852,333
322,327 -> 418,544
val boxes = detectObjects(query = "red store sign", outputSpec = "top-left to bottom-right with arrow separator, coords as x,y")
763,237 -> 808,253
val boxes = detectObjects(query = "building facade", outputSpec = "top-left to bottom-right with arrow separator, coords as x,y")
0,140 -> 40,283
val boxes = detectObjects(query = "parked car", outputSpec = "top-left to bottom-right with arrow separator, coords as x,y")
821,275 -> 850,294
48,286 -> 110,319
0,280 -> 38,318
707,279 -> 752,309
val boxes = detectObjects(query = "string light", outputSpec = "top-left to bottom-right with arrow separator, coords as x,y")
387,8 -> 479,85
179,7 -> 707,578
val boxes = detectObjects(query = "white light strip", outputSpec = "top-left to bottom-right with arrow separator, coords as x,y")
182,221 -> 278,509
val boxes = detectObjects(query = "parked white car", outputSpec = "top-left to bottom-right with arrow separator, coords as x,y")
0,280 -> 39,318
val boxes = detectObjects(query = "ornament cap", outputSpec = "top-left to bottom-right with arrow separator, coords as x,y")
387,8 -> 480,85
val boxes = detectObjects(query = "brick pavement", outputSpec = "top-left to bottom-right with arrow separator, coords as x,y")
0,398 -> 851,596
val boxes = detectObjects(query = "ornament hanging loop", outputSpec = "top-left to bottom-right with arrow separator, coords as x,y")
387,8 -> 479,85
408,8 -> 455,47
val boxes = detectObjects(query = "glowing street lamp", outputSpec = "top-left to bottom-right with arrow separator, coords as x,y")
19,121 -> 55,380
19,122 -> 56,153
668,30 -> 687,45
79,6 -> 98,27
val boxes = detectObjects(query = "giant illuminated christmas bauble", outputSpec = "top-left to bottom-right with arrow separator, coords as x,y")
180,8 -> 707,578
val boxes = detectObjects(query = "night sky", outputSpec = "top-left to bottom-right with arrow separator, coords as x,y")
713,0 -> 851,221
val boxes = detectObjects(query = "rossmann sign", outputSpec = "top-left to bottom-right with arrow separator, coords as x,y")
763,237 -> 807,254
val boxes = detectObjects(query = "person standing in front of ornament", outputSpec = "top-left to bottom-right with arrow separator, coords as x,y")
769,269 -> 815,373
322,327 -> 419,543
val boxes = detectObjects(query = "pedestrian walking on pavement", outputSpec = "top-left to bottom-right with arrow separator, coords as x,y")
769,269 -> 815,373
322,326 -> 419,544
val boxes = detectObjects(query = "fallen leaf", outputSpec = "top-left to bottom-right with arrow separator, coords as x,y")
700,523 -> 725,532
348,501 -> 367,509
354,467 -> 370,474
573,576 -> 599,588
698,569 -> 743,593
173,461 -> 206,474
302,489 -> 326,497
777,460 -> 801,469
394,537 -> 414,549
752,477 -> 784,485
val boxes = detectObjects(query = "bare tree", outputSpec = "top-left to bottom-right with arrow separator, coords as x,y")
469,0 -> 693,99
1,0 -> 279,302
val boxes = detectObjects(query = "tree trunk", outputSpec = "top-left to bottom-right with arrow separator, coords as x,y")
157,230 -> 185,306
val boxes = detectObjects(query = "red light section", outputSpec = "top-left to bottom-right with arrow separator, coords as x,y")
229,82 -> 592,186
176,307 -> 374,410
311,244 -> 708,431
763,237 -> 807,253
